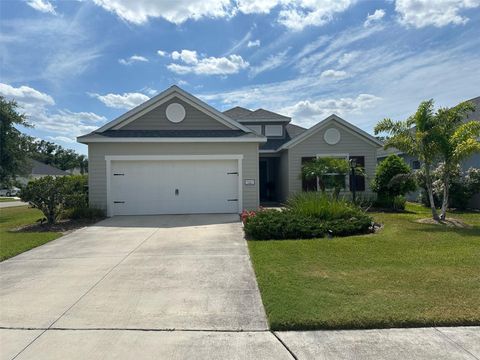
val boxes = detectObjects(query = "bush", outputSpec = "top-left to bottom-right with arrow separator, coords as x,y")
392,195 -> 406,211
62,207 -> 105,220
62,175 -> 88,209
286,192 -> 364,220
372,155 -> 416,208
244,209 -> 373,240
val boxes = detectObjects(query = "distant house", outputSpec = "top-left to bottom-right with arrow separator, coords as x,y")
17,159 -> 68,185
377,96 -> 480,208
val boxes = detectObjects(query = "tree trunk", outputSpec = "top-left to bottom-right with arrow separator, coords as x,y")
424,166 -> 439,220
440,174 -> 449,220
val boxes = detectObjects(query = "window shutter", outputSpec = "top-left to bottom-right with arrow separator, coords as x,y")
349,156 -> 365,191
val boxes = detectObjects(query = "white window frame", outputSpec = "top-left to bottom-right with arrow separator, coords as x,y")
105,154 -> 243,217
265,124 -> 283,137
315,153 -> 350,191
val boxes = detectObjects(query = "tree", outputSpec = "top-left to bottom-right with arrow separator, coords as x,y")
375,100 -> 440,220
434,101 -> 480,219
0,97 -> 32,186
20,176 -> 69,224
371,154 -> 417,208
301,157 -> 362,198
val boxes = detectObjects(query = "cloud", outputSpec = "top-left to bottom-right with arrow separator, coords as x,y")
168,50 -> 249,75
0,83 -> 106,140
249,49 -> 289,77
0,83 -> 55,110
157,50 -> 168,57
364,9 -> 385,27
281,94 -> 382,124
26,0 -> 56,15
47,136 -> 76,144
321,69 -> 348,79
92,0 -> 354,30
395,0 -> 480,28
247,39 -> 261,48
118,55 -> 149,65
338,52 -> 359,67
90,92 -> 150,109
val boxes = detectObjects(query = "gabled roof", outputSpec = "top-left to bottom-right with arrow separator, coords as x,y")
92,85 -> 253,134
285,123 -> 306,138
223,106 -> 252,119
223,107 -> 290,122
29,159 -> 68,176
279,114 -> 383,150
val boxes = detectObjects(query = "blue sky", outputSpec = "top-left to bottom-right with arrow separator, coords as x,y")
1,0 -> 479,154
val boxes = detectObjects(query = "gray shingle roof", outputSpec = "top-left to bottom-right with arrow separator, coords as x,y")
285,123 -> 306,138
223,107 -> 290,122
29,159 -> 68,176
99,130 -> 247,137
222,106 -> 252,120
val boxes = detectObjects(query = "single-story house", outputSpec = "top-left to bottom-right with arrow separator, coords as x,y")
377,95 -> 480,208
17,159 -> 68,185
78,85 -> 382,216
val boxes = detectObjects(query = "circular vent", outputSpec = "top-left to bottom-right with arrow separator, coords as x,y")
166,103 -> 186,123
324,128 -> 341,145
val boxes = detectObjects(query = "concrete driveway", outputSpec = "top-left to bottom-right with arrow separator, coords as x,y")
1,215 -> 293,360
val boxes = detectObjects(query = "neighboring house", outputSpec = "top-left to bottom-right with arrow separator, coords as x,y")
377,96 -> 480,208
78,85 -> 382,216
17,159 -> 68,185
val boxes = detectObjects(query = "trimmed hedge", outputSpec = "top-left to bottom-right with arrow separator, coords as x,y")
244,209 -> 373,240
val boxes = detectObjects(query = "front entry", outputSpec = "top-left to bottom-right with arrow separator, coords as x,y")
259,157 -> 280,203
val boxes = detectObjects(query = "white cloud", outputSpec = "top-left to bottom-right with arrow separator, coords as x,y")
281,94 -> 382,123
338,52 -> 359,67
0,83 -> 106,140
168,50 -> 249,76
247,39 -> 261,48
157,50 -> 168,57
26,0 -> 56,15
364,9 -> 385,27
0,83 -> 55,110
92,0 -> 354,30
90,92 -> 150,109
118,55 -> 149,65
321,69 -> 348,79
47,136 -> 75,144
395,0 -> 480,28
249,49 -> 289,77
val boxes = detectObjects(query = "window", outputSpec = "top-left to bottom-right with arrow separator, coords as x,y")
247,125 -> 262,134
412,160 -> 421,170
349,156 -> 365,191
319,155 -> 348,191
301,157 -> 317,191
265,125 -> 283,137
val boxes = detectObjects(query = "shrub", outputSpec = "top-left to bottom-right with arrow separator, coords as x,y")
286,192 -> 363,220
62,175 -> 88,209
20,176 -> 69,224
392,195 -> 406,211
243,207 -> 374,240
372,155 -> 416,208
62,207 -> 105,220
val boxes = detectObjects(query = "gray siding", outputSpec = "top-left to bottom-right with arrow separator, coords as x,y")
286,121 -> 379,198
121,98 -> 231,131
88,142 -> 259,212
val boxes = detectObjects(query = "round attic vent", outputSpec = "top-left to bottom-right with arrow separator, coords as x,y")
166,103 -> 186,123
324,128 -> 341,145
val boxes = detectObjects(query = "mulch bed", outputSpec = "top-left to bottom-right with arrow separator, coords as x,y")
415,217 -> 472,228
12,217 -> 105,234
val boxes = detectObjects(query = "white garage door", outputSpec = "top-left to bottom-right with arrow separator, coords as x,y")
110,160 -> 239,215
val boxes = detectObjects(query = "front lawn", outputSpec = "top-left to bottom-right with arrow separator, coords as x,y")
0,197 -> 18,202
0,206 -> 61,261
248,203 -> 480,330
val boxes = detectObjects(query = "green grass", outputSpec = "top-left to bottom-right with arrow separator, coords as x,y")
248,202 -> 480,330
0,197 -> 18,202
0,206 -> 61,261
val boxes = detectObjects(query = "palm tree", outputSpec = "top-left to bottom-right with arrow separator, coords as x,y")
375,100 -> 440,220
434,101 -> 480,219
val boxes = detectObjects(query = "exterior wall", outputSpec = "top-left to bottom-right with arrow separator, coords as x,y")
278,150 -> 289,202
88,142 -> 259,212
121,98 -> 230,131
286,122 -> 379,198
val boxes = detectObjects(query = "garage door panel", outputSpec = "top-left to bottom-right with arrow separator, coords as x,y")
111,160 -> 239,215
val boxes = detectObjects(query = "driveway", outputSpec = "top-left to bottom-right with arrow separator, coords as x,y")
1,215 -> 292,360
0,201 -> 28,209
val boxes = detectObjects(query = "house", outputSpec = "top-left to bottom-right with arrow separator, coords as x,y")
377,96 -> 480,208
78,85 -> 382,216
17,159 -> 68,185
